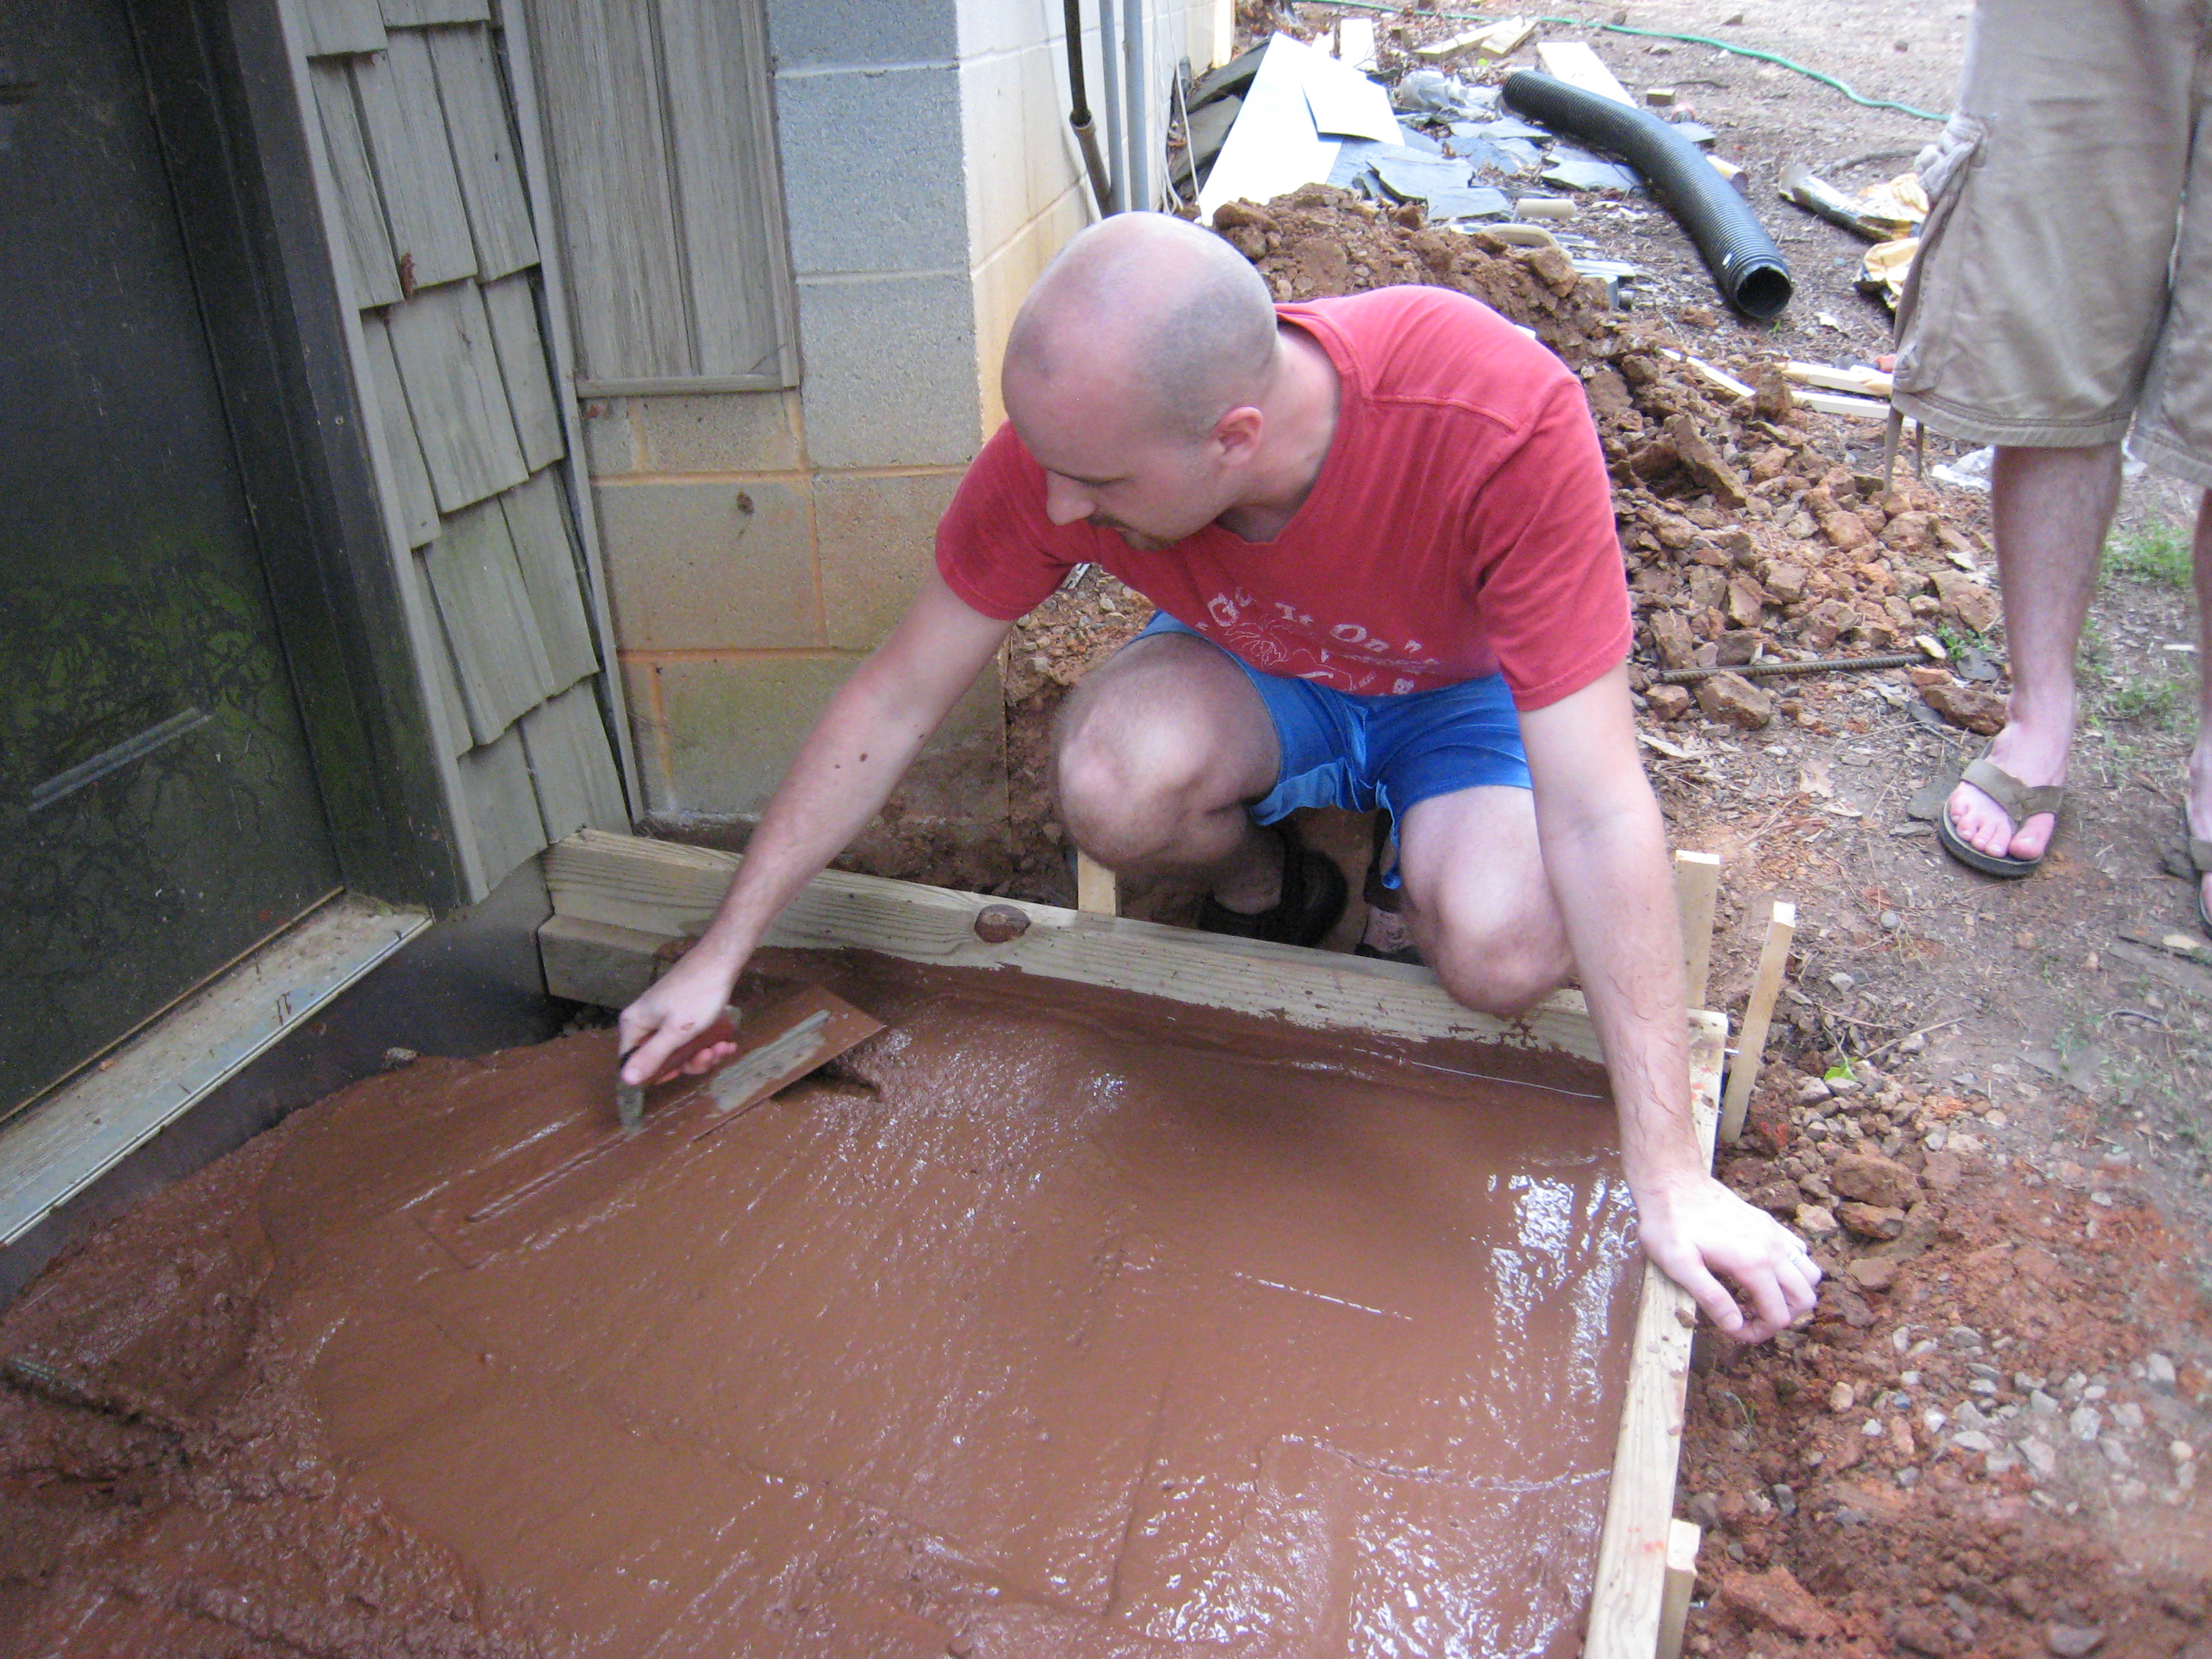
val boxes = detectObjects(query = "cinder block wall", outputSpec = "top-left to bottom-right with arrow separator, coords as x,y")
591,0 -> 1230,845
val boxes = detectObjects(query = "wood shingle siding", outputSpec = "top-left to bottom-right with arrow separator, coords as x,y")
423,496 -> 558,744
290,3 -> 637,893
377,0 -> 492,27
500,468 -> 599,691
482,271 -> 564,472
307,61 -> 403,307
301,0 -> 387,60
385,279 -> 529,512
354,32 -> 477,289
426,24 -> 539,282
454,725 -> 549,884
521,683 -> 628,840
359,313 -> 440,547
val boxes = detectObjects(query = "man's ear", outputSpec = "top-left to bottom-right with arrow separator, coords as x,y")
1213,405 -> 1265,465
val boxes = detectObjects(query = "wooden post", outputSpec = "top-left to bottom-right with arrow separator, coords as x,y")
1074,850 -> 1118,917
1671,850 -> 1720,1011
1657,1519 -> 1701,1659
1720,899 -> 1796,1144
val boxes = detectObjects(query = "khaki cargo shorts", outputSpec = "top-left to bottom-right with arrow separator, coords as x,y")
1892,0 -> 2212,487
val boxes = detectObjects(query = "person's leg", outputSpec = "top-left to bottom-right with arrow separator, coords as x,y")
1392,785 -> 1573,1017
2190,490 -> 2212,925
1945,442 -> 2122,861
1053,631 -> 1285,907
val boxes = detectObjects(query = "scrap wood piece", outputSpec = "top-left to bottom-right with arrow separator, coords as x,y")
1721,899 -> 1797,1143
1536,40 -> 1635,107
1658,1520 -> 1703,1659
1794,388 -> 1893,421
1074,852 -> 1118,918
1673,850 -> 1721,1011
1419,16 -> 1537,60
1784,360 -> 1893,398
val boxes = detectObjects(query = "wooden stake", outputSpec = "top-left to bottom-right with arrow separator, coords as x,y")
1074,851 -> 1118,917
1672,850 -> 1720,1011
1720,899 -> 1796,1143
1657,1519 -> 1702,1659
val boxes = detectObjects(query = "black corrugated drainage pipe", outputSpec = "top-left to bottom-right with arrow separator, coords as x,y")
1062,0 -> 1114,215
1502,70 -> 1794,319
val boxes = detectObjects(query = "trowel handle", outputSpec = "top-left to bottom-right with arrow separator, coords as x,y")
627,1010 -> 741,1086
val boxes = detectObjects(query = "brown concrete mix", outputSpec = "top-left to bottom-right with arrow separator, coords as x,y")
0,956 -> 1648,1657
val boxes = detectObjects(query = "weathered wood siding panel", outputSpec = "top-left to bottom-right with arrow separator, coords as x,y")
359,313 -> 439,546
378,0 -> 490,25
301,0 -> 388,58
657,0 -> 797,381
454,724 -> 549,881
521,683 -> 627,840
426,24 -> 539,280
500,467 -> 598,690
307,61 -> 403,307
421,497 -> 557,742
523,0 -> 796,390
385,278 -> 529,511
523,0 -> 691,383
353,32 -> 477,288
481,271 -> 564,472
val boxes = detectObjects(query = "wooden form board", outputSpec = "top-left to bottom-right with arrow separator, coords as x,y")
536,829 -> 1723,1659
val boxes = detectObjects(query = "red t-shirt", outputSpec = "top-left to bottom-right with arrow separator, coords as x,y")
935,285 -> 1629,708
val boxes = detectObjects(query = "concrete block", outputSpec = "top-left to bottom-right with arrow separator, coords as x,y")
960,44 -> 1085,260
775,64 -> 967,276
634,390 -> 801,475
617,656 -> 674,815
765,0 -> 956,71
658,654 -> 1005,820
971,183 -> 1089,430
796,272 -> 981,468
580,397 -> 637,477
815,469 -> 966,648
956,0 -> 1072,60
594,477 -> 821,651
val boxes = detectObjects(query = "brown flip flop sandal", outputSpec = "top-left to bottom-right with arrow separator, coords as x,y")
1195,818 -> 1348,948
1934,757 -> 2064,879
2182,809 -> 2212,940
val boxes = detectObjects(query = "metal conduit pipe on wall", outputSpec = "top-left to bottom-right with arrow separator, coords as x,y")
1061,0 -> 1113,215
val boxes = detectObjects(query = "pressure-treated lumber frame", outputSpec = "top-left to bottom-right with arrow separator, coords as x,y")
536,830 -> 1720,1659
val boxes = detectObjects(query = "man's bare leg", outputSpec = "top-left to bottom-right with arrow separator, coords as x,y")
1053,633 -> 1285,908
2190,490 -> 2212,926
1946,443 -> 2123,861
1394,785 -> 1574,1017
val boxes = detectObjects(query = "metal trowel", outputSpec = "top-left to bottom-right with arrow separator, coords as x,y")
614,985 -> 884,1135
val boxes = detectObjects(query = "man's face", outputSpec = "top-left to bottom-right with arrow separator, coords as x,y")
1007,373 -> 1234,552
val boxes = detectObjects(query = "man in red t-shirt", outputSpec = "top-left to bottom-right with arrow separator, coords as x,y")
620,212 -> 1817,1343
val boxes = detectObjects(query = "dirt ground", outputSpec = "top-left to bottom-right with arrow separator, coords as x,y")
963,4 -> 2212,1653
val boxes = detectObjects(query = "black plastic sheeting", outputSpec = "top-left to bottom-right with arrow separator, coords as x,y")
1501,70 -> 1794,319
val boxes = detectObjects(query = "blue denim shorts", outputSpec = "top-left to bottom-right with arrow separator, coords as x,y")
1131,613 -> 1531,877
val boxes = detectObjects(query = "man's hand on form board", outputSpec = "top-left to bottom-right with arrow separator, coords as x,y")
617,940 -> 750,1089
1631,1173 -> 1820,1344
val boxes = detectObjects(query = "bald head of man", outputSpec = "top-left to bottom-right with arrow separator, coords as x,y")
1002,212 -> 1297,550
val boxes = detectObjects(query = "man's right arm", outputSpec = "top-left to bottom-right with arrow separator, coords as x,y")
616,572 -> 1013,1084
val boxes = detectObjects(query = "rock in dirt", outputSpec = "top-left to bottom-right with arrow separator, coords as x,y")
1796,1203 -> 1839,1237
2046,1625 -> 2106,1658
1696,670 -> 1773,729
1830,1151 -> 1923,1210
1663,413 -> 1748,508
1646,683 -> 1694,721
1715,1565 -> 1840,1640
1838,1201 -> 1906,1240
1650,609 -> 1699,670
1923,682 -> 2007,736
1845,1256 -> 1897,1292
1933,570 -> 2002,633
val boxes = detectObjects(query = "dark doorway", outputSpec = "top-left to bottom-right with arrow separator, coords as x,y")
0,0 -> 345,1113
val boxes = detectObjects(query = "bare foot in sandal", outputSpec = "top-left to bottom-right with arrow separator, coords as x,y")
1943,716 -> 2069,871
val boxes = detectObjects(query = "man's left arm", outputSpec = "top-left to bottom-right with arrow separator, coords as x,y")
1519,662 -> 1821,1343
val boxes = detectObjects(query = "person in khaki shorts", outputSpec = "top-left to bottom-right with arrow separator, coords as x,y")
1892,0 -> 2212,932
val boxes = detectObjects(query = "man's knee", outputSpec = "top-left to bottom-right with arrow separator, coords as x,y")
1406,892 -> 1570,1017
1053,697 -> 1215,864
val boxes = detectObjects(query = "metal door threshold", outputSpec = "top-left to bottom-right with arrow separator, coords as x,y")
0,894 -> 430,1245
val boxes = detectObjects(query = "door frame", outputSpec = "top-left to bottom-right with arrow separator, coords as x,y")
122,0 -> 467,912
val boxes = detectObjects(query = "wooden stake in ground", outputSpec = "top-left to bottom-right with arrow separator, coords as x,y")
1074,851 -> 1118,917
1672,850 -> 1721,1010
1722,899 -> 1797,1143
1657,1519 -> 1702,1659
